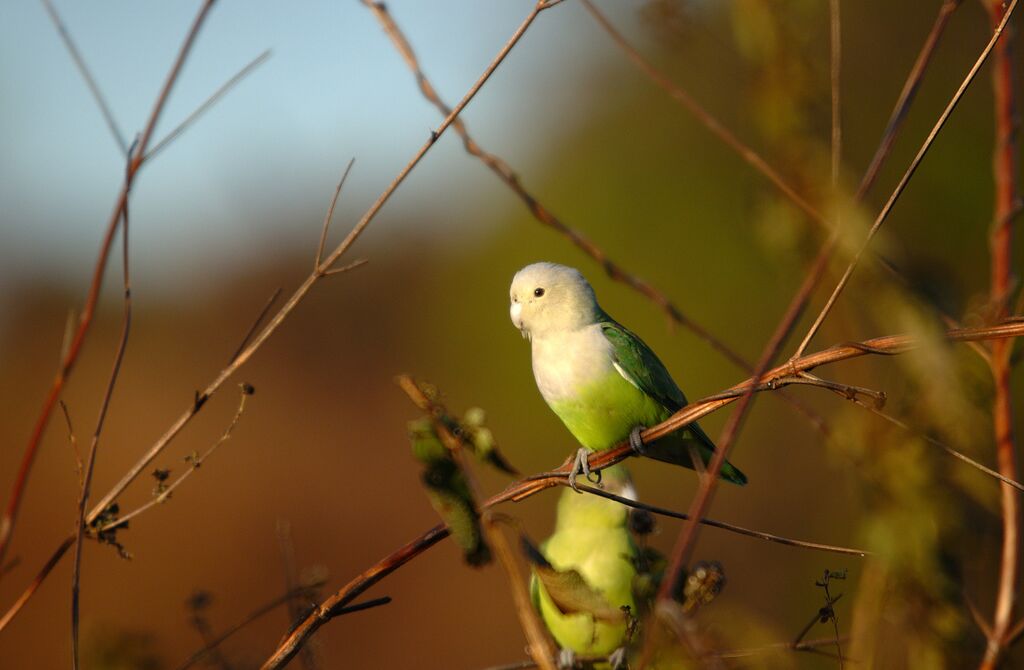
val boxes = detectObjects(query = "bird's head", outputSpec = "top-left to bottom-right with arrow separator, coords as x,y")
509,262 -> 602,340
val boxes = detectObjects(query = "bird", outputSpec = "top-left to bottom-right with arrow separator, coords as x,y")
528,466 -> 640,669
509,261 -> 746,487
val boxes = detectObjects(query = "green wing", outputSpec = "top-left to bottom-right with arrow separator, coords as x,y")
600,321 -> 687,413
600,321 -> 747,485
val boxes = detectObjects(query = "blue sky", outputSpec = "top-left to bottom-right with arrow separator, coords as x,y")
1,1 -> 644,288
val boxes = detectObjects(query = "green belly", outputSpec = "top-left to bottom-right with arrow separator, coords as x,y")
547,370 -> 669,452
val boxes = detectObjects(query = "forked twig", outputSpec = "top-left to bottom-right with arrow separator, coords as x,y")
0,0 -> 219,572
40,0 -> 128,155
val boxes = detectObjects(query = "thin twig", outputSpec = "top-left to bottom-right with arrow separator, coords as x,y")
857,0 -> 964,198
229,289 -> 283,365
145,50 -> 272,162
177,581 -> 328,670
361,0 -> 829,436
579,0 -> 825,227
981,1 -> 1021,667
59,400 -> 83,490
574,484 -> 868,557
314,159 -> 355,273
276,520 -> 319,670
40,0 -> 128,155
713,635 -> 851,660
792,0 -> 1019,358
71,144 -> 135,670
0,0 -> 219,573
95,384 -> 254,535
854,399 -> 1024,493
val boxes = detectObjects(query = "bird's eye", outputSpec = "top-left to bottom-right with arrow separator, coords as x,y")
534,287 -> 545,297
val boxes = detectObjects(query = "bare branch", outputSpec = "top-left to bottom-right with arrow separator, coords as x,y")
71,145 -> 135,669
145,50 -> 272,162
857,0 -> 965,198
314,159 -> 355,272
793,0 -> 1019,358
0,0 -> 220,572
40,0 -> 128,155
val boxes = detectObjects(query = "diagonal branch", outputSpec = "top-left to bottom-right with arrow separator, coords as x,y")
361,0 -> 829,436
40,0 -> 128,155
256,321 -> 1024,669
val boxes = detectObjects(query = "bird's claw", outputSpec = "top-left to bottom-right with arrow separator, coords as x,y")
629,426 -> 646,456
557,648 -> 577,669
608,646 -> 628,670
568,448 -> 601,492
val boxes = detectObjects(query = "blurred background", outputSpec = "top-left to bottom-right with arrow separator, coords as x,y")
1,0 -> 1023,667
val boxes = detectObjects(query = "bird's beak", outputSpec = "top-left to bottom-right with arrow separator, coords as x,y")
509,301 -> 527,339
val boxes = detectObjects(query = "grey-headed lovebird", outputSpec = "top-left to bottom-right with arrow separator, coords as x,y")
508,262 -> 747,487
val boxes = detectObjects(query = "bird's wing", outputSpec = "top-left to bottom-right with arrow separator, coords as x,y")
599,321 -> 687,412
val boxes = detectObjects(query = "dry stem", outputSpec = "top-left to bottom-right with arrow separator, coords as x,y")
980,1 -> 1021,666
0,0 -> 219,572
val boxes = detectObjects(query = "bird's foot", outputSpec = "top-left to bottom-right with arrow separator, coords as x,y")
557,648 -> 577,669
608,646 -> 629,670
568,448 -> 602,493
629,426 -> 646,456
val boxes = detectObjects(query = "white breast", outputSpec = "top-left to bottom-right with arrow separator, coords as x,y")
530,324 -> 615,402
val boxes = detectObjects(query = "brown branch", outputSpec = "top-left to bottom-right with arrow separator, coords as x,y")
71,148 -> 135,670
792,0 -> 1019,358
361,0 -> 829,438
40,0 -> 128,155
258,322 -> 1024,668
0,535 -> 74,631
0,0 -> 219,573
981,0 -> 1021,667
857,0 -> 964,198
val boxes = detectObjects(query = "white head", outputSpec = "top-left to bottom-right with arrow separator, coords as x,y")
509,262 -> 603,339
